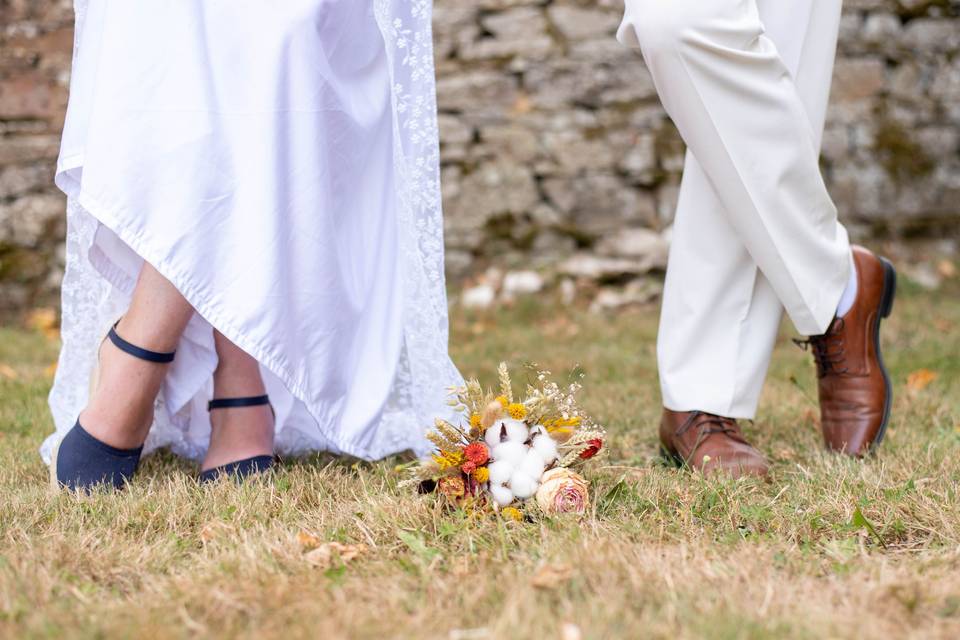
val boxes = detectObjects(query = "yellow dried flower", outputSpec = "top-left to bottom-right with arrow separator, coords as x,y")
472,466 -> 490,483
431,449 -> 465,471
507,403 -> 527,420
501,507 -> 523,522
469,413 -> 482,430
544,416 -> 581,433
496,395 -> 509,408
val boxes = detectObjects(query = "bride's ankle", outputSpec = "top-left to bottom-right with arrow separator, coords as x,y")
211,365 -> 266,399
114,316 -> 182,355
202,406 -> 274,468
78,403 -> 154,450
79,336 -> 169,449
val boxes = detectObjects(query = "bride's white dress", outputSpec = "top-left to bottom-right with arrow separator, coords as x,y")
43,0 -> 462,463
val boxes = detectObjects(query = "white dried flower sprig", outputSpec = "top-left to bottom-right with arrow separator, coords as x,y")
523,368 -> 592,428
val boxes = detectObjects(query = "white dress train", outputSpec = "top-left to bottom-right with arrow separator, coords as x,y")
43,0 -> 463,463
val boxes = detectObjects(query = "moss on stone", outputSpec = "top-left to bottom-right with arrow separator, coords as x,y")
872,118 -> 935,184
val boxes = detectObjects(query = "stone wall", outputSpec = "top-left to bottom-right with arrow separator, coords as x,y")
1,0 -> 958,312
434,0 -> 960,283
0,0 -> 73,312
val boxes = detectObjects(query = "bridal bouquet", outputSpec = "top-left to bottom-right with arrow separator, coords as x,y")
410,363 -> 606,518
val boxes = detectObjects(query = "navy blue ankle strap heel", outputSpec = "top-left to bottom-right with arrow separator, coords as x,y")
54,322 -> 176,492
199,395 -> 275,484
208,395 -> 271,411
107,321 -> 176,363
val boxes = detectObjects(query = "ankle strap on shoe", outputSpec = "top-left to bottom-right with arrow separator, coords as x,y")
208,395 -> 271,411
108,321 -> 176,363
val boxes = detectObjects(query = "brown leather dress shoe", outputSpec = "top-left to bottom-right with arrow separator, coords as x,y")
798,245 -> 896,456
660,409 -> 769,479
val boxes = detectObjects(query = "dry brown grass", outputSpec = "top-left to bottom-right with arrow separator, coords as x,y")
1,280 -> 959,639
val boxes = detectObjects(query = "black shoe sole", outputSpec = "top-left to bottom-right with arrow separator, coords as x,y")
198,455 -> 274,484
869,257 -> 897,453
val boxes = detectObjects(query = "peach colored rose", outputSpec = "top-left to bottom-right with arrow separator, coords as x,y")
535,467 -> 589,514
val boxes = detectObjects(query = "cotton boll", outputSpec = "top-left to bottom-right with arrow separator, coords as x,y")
508,471 -> 540,499
484,425 -> 502,449
501,418 -> 529,443
489,483 -> 515,507
518,448 -> 547,479
487,460 -> 514,486
491,441 -> 526,468
529,424 -> 547,439
530,431 -> 559,464
484,418 -> 529,448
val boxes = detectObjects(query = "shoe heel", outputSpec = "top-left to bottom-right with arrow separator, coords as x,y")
879,258 -> 897,319
55,422 -> 143,492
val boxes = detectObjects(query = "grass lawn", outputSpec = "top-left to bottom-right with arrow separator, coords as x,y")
1,280 -> 958,639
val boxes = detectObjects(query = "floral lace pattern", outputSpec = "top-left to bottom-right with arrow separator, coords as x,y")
42,0 -> 463,464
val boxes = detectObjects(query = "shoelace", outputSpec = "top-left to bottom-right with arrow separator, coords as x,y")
676,411 -> 744,443
794,318 -> 849,378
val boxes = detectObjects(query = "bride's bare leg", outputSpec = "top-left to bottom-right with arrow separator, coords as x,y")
201,331 -> 275,472
79,263 -> 194,449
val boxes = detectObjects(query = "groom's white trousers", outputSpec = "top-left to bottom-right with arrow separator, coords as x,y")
618,0 -> 851,418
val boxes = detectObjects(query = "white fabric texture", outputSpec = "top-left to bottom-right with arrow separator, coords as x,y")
618,0 -> 851,418
836,251 -> 859,318
43,0 -> 463,463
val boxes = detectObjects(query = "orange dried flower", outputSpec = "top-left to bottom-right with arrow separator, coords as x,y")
463,442 -> 489,465
438,476 -> 465,499
461,461 -> 477,475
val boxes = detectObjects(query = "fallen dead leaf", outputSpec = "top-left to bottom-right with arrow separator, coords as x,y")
198,521 -> 231,543
906,369 -> 938,392
530,563 -> 574,590
0,364 -> 18,381
303,542 -> 368,569
25,307 -> 59,339
937,259 -> 956,279
297,530 -> 322,550
774,446 -> 797,462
